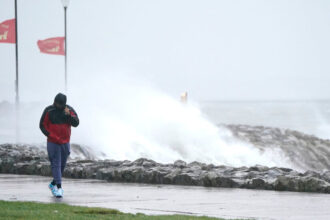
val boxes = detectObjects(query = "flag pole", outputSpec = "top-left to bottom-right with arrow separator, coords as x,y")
61,0 -> 69,92
64,6 -> 67,92
15,0 -> 19,104
14,0 -> 19,145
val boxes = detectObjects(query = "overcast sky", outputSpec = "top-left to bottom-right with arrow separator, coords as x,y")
1,0 -> 330,102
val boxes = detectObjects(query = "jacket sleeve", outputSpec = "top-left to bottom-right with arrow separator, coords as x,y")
68,106 -> 79,127
39,108 -> 50,136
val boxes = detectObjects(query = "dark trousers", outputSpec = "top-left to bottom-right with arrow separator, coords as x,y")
47,142 -> 70,184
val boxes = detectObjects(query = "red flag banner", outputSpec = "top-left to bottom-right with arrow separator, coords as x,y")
0,19 -> 16,43
37,37 -> 65,55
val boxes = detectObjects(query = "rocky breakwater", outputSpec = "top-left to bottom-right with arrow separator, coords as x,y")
223,124 -> 330,172
0,144 -> 329,193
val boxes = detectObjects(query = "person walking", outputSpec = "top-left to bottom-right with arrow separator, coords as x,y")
39,93 -> 79,198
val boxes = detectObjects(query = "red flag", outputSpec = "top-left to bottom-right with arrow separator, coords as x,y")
0,19 -> 16,44
37,37 -> 65,55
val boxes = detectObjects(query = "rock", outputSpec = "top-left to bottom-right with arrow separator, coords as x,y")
213,176 -> 238,187
249,178 -> 267,189
0,144 -> 329,193
274,176 -> 299,191
142,160 -> 157,168
321,171 -> 330,182
297,177 -> 329,193
174,160 -> 187,168
248,165 -> 269,172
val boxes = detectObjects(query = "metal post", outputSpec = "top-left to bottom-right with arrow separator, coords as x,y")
15,0 -> 19,104
64,6 -> 67,92
14,0 -> 19,144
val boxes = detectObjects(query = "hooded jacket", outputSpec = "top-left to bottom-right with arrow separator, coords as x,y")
39,93 -> 79,144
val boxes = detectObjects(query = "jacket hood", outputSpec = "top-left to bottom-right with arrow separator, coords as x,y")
54,93 -> 67,107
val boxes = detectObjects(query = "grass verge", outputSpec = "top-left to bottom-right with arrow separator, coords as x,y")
0,200 -> 242,220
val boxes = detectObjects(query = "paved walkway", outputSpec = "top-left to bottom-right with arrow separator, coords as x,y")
0,174 -> 329,220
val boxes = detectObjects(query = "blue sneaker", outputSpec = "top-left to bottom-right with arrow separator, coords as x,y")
48,183 -> 57,196
55,188 -> 63,198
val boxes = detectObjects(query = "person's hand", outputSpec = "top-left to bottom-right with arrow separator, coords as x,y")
64,107 -> 70,115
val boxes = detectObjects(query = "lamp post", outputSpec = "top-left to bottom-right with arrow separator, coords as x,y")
61,0 -> 70,92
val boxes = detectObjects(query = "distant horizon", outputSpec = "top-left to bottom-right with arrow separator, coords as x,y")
1,98 -> 330,105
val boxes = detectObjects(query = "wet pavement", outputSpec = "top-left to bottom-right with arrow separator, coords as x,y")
0,174 -> 329,220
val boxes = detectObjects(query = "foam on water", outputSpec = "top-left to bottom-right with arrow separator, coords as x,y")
6,72 -> 329,169
68,74 -> 291,168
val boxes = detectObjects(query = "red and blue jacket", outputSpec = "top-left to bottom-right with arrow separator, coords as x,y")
39,105 -> 79,144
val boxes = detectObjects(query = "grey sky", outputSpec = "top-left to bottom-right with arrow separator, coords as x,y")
1,0 -> 330,102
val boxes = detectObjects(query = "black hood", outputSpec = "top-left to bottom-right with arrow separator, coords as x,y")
54,93 -> 67,108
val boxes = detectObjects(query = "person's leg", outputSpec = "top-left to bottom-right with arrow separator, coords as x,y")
47,142 -> 62,185
59,143 -> 70,187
